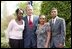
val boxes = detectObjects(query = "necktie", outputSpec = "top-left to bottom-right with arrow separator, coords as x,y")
52,19 -> 54,24
29,16 -> 33,29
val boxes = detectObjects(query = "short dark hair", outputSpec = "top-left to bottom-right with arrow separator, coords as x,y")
51,7 -> 57,11
15,8 -> 24,15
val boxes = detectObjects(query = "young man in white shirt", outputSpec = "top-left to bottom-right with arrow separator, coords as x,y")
49,7 -> 66,48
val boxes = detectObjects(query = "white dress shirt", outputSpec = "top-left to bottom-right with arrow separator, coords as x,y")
27,15 -> 33,22
52,16 -> 58,24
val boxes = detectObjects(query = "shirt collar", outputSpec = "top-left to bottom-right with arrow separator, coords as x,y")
27,15 -> 33,18
52,16 -> 58,20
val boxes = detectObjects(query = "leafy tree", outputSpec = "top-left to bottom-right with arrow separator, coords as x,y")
1,1 -> 41,48
40,1 -> 71,48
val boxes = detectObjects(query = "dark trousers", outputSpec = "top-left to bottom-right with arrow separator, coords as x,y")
50,42 -> 56,48
9,38 -> 23,48
24,38 -> 37,48
23,35 -> 37,48
51,45 -> 56,48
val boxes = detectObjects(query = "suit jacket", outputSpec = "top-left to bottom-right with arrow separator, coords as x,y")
49,16 -> 66,47
23,15 -> 39,48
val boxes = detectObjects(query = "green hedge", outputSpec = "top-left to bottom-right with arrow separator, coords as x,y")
40,1 -> 71,48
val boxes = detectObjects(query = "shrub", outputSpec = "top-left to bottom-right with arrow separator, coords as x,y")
40,1 -> 71,48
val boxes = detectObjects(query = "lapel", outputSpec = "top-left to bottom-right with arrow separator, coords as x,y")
26,15 -> 35,26
50,17 -> 59,29
33,16 -> 35,26
51,16 -> 59,25
51,19 -> 53,25
25,15 -> 36,29
25,16 -> 35,25
54,17 -> 59,26
25,16 -> 29,27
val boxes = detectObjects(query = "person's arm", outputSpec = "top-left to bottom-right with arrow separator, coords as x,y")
5,20 -> 13,40
45,31 -> 51,48
45,23 -> 51,48
58,19 -> 66,48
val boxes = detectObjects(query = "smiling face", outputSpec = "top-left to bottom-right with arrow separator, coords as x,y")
16,9 -> 24,20
39,15 -> 46,25
26,5 -> 33,16
17,10 -> 23,19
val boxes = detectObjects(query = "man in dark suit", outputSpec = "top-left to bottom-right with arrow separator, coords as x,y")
23,5 -> 39,48
49,7 -> 66,48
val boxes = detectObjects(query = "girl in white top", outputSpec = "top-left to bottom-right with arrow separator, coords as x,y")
6,8 -> 25,48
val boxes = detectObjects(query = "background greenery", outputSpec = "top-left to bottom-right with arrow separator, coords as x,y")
40,1 -> 71,48
1,1 -> 71,48
1,1 -> 41,48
